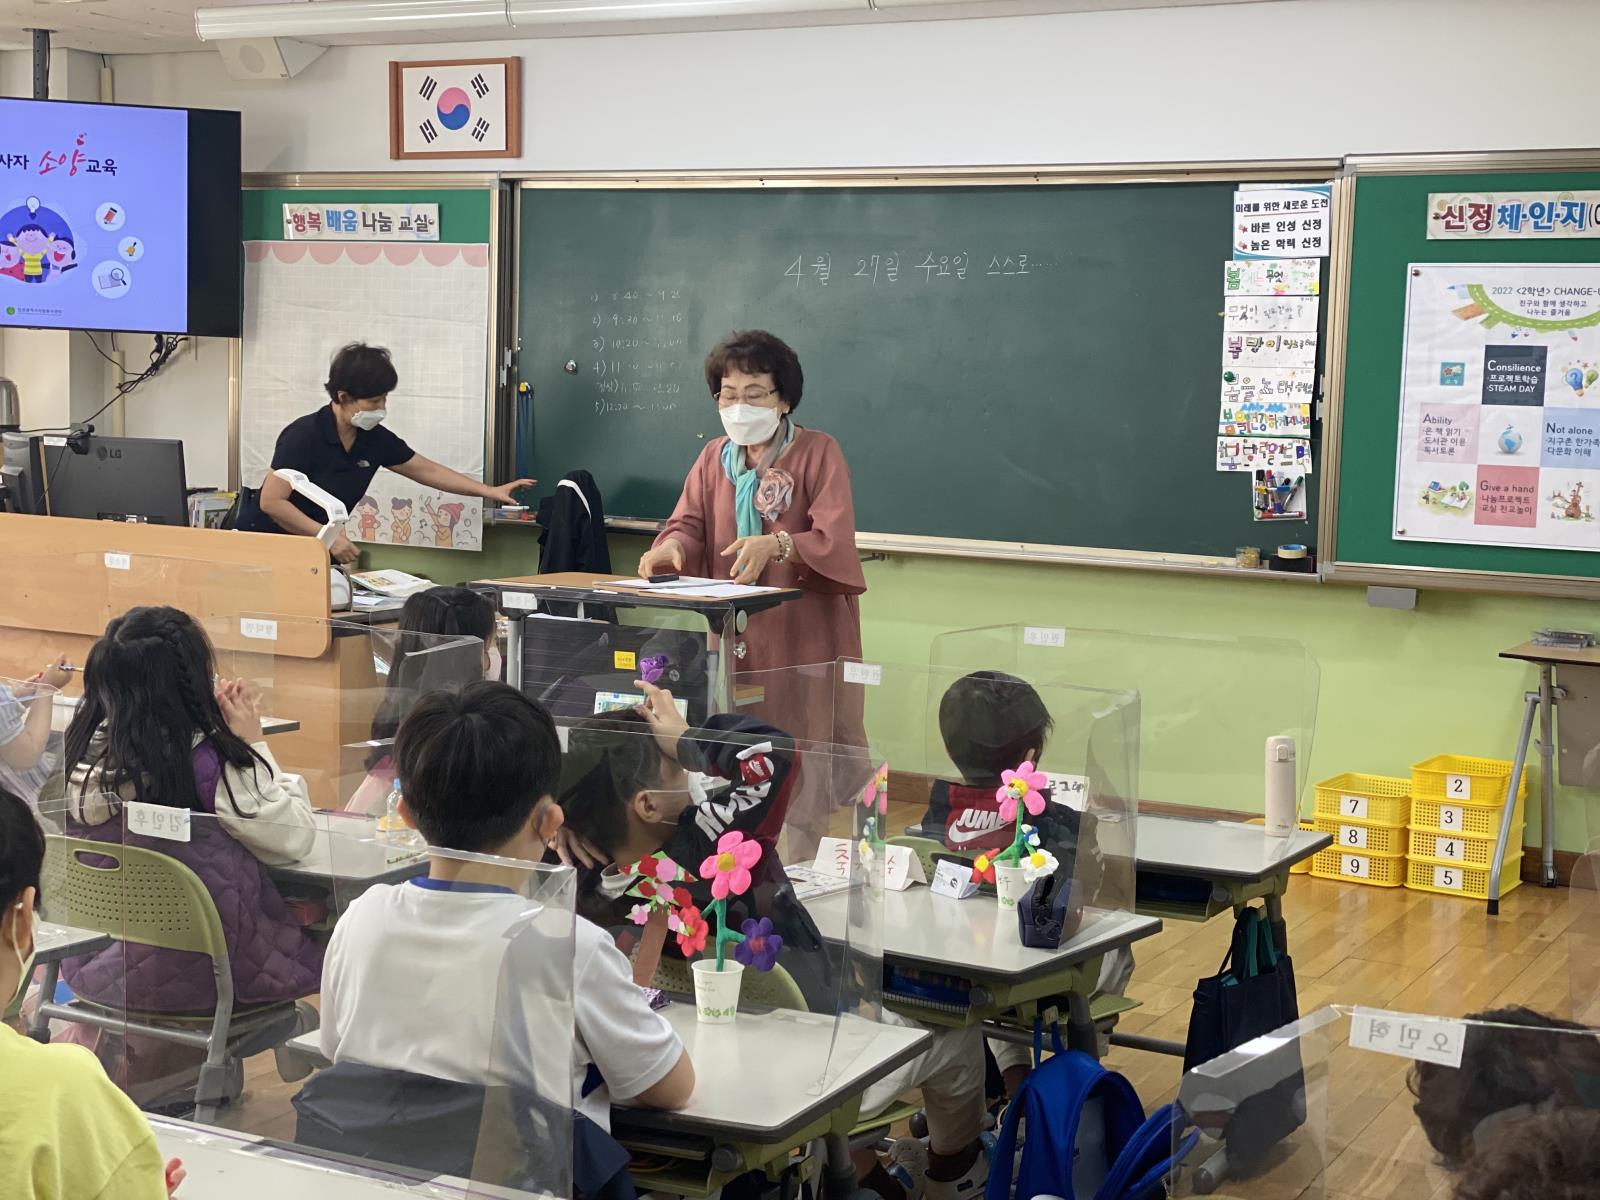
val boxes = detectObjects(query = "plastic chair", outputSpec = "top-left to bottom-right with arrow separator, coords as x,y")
35,835 -> 303,1122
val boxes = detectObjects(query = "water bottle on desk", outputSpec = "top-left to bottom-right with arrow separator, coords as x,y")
377,777 -> 421,847
1264,737 -> 1296,838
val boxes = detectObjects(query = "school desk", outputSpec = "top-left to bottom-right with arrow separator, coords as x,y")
1496,640 -> 1600,910
25,921 -> 115,1041
149,1116 -> 544,1200
279,1005 -> 929,1199
51,694 -> 299,738
266,809 -> 428,910
806,889 -> 1161,1052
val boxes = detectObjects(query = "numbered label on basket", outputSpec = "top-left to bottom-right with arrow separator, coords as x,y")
1342,854 -> 1371,879
1446,774 -> 1472,800
1438,804 -> 1463,831
1434,837 -> 1466,862
1433,865 -> 1465,891
1340,824 -> 1369,850
1341,795 -> 1370,820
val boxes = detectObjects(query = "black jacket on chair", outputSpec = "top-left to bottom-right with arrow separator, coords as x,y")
538,470 -> 611,576
292,1061 -> 636,1200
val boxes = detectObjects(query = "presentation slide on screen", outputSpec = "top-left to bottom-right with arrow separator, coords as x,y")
0,100 -> 189,332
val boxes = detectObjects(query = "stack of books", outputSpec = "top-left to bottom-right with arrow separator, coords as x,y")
1532,629 -> 1597,649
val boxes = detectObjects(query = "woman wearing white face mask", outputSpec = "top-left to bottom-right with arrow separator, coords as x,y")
239,342 -> 534,565
637,332 -> 865,846
0,788 -> 184,1198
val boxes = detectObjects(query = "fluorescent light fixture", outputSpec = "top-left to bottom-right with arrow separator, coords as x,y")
506,0 -> 860,22
196,0 -> 512,42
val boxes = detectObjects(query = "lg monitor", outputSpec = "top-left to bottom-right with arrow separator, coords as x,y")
12,433 -> 188,526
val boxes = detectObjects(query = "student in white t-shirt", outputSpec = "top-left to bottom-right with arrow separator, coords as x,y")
319,681 -> 694,1131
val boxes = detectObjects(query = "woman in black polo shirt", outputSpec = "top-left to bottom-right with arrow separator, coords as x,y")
240,343 -> 533,564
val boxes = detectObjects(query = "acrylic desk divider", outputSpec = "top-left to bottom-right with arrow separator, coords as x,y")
1166,1004 -> 1600,1198
559,711 -> 888,1096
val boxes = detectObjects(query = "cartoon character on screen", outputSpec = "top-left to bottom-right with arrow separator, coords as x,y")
421,497 -> 466,549
47,235 -> 76,275
389,497 -> 414,544
352,495 -> 381,542
0,197 -> 74,287
8,224 -> 55,284
0,243 -> 20,282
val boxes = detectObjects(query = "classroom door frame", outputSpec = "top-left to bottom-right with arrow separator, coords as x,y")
505,158 -> 1342,580
1319,148 -> 1600,602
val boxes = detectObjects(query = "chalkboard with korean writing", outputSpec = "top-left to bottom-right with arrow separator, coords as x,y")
516,183 -> 1326,556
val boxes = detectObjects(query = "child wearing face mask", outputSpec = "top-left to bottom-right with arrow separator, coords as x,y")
346,586 -> 501,816
0,786 -> 185,1199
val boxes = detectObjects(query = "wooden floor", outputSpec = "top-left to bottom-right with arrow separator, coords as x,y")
200,846 -> 1594,1200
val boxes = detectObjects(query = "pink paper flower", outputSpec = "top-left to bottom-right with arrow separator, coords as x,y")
996,760 -> 1049,823
700,830 -> 763,900
629,903 -> 652,926
860,763 -> 889,815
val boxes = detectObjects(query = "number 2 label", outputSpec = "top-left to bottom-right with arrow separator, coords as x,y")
1446,774 -> 1472,800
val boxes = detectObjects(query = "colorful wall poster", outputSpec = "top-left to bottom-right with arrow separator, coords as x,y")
1220,367 -> 1313,436
1394,263 -> 1600,552
241,241 -> 492,551
1223,258 -> 1321,297
1427,192 -> 1600,240
1232,185 -> 1332,258
282,203 -> 440,241
1217,436 -> 1313,473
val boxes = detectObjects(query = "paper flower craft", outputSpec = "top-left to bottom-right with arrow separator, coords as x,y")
639,654 -> 671,684
733,917 -> 784,972
971,853 -> 997,885
672,904 -> 709,955
860,762 -> 889,815
629,903 -> 652,926
996,761 -> 1048,823
624,854 -> 696,915
700,831 -> 762,901
1021,848 -> 1059,883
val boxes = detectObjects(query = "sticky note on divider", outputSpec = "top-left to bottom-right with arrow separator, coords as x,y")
930,858 -> 978,899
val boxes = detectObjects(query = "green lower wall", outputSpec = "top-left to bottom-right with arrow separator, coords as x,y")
370,525 -> 1599,855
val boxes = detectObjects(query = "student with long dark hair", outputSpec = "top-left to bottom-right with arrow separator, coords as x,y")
346,586 -> 499,815
60,606 -> 322,1016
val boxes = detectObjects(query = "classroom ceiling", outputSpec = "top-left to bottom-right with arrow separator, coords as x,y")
0,0 -> 1272,55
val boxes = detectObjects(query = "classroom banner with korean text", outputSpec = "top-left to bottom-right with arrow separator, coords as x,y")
1427,193 -> 1600,240
240,241 -> 490,551
1394,263 -> 1600,552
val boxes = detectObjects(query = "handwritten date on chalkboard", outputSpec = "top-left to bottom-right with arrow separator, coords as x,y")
785,251 -> 1042,286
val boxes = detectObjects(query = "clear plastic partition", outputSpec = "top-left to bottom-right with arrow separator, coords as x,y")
556,714 -> 886,1093
0,673 -> 65,814
38,795 -> 568,1196
1571,845 -> 1600,1027
931,624 -> 1321,821
1166,1004 -> 1600,1199
734,658 -> 1140,919
192,612 -> 486,812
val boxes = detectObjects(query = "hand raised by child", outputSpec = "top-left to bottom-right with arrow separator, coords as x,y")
215,678 -> 263,744
634,680 -> 688,757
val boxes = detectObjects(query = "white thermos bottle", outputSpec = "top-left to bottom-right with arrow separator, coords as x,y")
1264,736 -> 1296,838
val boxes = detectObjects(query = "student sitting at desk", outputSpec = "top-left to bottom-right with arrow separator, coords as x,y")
319,682 -> 693,1132
0,786 -> 184,1199
558,683 -> 991,1200
345,585 -> 499,816
0,655 -> 70,809
60,607 -> 322,1028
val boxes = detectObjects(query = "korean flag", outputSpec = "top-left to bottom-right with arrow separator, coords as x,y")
395,59 -> 518,158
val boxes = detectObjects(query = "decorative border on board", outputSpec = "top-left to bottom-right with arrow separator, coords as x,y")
244,242 -> 490,267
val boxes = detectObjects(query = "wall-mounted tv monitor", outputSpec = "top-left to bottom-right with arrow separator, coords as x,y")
0,98 -> 241,337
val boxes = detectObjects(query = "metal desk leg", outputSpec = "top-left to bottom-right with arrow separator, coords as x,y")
1264,891 -> 1288,955
505,615 -> 523,691
1489,690 -> 1540,915
820,1131 -> 856,1200
1066,991 -> 1098,1057
27,960 -> 59,1042
1539,665 -> 1559,887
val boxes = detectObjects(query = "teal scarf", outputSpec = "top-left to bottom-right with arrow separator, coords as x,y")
721,419 -> 793,539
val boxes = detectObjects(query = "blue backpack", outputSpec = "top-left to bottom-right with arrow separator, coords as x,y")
985,1022 -> 1197,1200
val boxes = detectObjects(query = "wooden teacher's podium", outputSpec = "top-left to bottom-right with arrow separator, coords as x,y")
0,513 -> 393,807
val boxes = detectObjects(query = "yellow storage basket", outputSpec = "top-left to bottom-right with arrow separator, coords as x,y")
1310,846 -> 1406,888
1412,793 -> 1526,839
1410,755 -> 1526,807
1313,816 -> 1408,858
1405,853 -> 1522,900
1407,826 -> 1524,870
1313,773 -> 1411,827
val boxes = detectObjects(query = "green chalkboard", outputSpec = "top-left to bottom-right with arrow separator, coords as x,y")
243,187 -> 491,243
516,184 -> 1325,556
1335,169 -> 1600,582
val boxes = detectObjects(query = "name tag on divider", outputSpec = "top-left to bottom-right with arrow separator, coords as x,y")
1348,1006 -> 1465,1068
930,858 -> 978,899
811,837 -> 854,880
1046,773 -> 1090,811
126,801 -> 192,844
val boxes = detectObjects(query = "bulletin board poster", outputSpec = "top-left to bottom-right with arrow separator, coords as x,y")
240,241 -> 491,551
1394,263 -> 1600,552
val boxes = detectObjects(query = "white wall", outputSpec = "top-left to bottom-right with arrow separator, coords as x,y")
20,0 -> 1600,474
